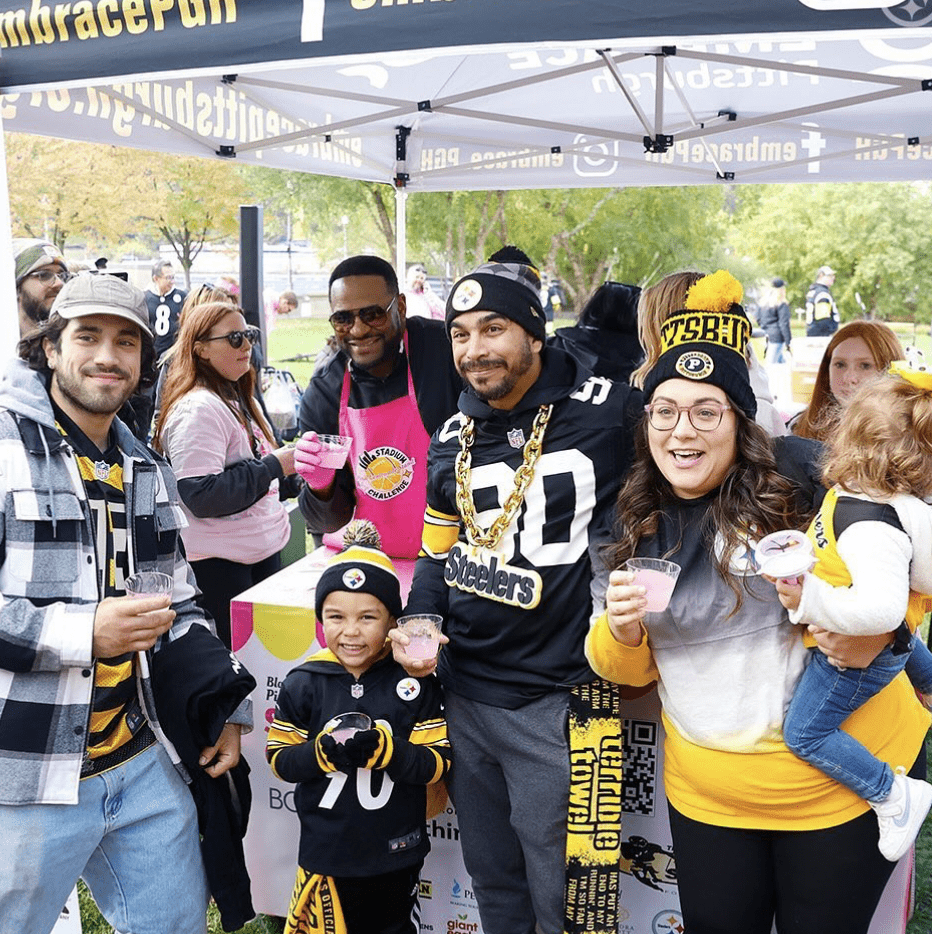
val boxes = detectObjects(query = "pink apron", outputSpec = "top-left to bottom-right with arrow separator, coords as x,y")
323,333 -> 431,561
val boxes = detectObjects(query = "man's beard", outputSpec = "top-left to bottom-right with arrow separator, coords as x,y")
20,290 -> 50,325
53,366 -> 136,418
461,339 -> 535,403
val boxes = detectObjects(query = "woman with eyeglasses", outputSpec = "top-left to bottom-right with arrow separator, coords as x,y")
586,272 -> 928,934
153,300 -> 299,648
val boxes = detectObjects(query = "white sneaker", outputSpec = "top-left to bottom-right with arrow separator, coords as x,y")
869,767 -> 932,862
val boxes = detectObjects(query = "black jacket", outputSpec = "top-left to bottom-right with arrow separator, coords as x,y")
151,625 -> 257,932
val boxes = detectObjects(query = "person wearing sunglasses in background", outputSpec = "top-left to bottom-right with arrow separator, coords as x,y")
153,301 -> 301,649
13,237 -> 70,337
295,254 -> 462,570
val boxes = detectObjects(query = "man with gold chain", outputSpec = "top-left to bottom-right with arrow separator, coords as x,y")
394,247 -> 644,934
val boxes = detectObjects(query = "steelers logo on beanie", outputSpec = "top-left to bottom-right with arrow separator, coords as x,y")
642,270 -> 757,419
314,520 -> 403,620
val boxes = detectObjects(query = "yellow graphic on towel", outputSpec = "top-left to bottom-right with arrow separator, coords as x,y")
564,679 -> 623,934
285,868 -> 346,934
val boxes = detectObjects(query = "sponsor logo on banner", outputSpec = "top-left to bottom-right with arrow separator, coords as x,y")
450,879 -> 478,909
357,446 -> 416,501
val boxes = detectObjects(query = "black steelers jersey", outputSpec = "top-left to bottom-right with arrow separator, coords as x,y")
267,650 -> 450,877
409,347 -> 643,709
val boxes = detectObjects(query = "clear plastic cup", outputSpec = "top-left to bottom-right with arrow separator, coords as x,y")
754,530 -> 815,584
316,434 -> 352,469
327,711 -> 372,745
397,614 -> 443,660
124,571 -> 174,600
624,558 -> 681,613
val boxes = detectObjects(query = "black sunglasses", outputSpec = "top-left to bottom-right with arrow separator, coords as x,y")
200,326 -> 261,349
329,295 -> 398,333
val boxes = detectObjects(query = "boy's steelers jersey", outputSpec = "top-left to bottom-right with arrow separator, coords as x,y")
416,363 -> 643,709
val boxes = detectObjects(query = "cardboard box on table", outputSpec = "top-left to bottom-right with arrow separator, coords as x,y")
231,551 -> 914,933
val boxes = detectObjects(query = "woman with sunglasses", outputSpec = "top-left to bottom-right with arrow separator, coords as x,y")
587,272 -> 928,934
153,301 -> 299,648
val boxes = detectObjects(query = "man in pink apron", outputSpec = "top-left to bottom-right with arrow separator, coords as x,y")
295,255 -> 462,593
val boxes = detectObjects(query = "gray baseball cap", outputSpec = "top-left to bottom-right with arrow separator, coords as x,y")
51,274 -> 152,336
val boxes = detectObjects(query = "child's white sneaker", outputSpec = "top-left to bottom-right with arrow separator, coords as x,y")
869,767 -> 932,862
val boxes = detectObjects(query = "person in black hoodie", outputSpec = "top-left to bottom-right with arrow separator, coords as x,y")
549,279 -> 643,383
393,248 -> 643,934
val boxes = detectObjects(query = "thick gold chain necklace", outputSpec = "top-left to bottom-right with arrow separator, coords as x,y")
454,404 -> 553,549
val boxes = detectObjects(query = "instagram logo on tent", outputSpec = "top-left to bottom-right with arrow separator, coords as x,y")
302,0 -> 325,42
572,135 -> 620,178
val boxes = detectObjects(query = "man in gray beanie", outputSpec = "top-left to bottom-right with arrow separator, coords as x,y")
13,237 -> 69,337
398,246 -> 644,934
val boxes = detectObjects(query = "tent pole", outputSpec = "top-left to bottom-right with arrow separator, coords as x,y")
395,187 -> 407,281
0,119 -> 19,358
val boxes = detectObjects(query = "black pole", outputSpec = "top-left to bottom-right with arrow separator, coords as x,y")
239,204 -> 265,355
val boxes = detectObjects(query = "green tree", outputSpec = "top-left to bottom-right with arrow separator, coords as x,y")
730,182 -> 932,325
140,155 -> 249,288
5,134 -> 147,251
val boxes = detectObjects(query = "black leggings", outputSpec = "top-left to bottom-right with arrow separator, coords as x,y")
668,752 -> 925,934
191,552 -> 281,649
333,864 -> 421,934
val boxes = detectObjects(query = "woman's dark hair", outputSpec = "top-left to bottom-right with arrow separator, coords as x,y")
18,312 -> 158,391
578,281 -> 641,334
608,403 -> 813,615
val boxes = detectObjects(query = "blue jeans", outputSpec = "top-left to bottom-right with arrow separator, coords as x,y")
784,637 -> 932,802
0,742 -> 208,934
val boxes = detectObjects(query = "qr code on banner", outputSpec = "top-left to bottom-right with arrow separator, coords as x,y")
621,718 -> 657,817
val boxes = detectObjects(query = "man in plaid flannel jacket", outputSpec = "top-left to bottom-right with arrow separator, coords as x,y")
0,274 -> 251,934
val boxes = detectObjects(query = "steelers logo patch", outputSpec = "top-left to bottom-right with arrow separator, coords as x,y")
356,446 -> 416,501
342,568 -> 366,589
396,677 -> 421,701
450,278 -> 483,312
675,351 -> 714,381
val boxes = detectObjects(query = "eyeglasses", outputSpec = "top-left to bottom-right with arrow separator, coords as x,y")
28,268 -> 70,285
200,327 -> 261,349
645,401 -> 732,432
329,295 -> 398,334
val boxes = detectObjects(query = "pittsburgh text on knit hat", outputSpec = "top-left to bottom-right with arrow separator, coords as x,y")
660,311 -> 749,355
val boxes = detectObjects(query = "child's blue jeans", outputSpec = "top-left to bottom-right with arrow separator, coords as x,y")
783,635 -> 932,802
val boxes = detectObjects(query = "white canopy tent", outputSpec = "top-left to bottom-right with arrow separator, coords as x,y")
1,0 -> 931,344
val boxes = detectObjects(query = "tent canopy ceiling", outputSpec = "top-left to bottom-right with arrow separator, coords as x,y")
1,1 -> 931,190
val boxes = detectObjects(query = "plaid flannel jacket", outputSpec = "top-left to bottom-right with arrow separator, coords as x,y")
0,359 -> 248,805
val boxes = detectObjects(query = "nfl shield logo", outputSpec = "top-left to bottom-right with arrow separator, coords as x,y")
507,428 -> 525,448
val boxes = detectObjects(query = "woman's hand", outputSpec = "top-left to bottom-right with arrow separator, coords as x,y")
809,626 -> 894,670
294,432 -> 337,491
605,570 -> 647,646
273,444 -> 297,476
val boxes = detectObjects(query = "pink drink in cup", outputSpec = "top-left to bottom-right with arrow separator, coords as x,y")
397,614 -> 442,660
316,434 -> 352,470
624,558 -> 681,613
124,571 -> 173,600
327,712 -> 372,745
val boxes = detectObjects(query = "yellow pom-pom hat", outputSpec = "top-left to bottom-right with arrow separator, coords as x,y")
314,520 -> 402,619
642,270 -> 757,419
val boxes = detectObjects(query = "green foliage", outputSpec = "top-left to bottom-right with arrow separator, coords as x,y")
730,182 -> 932,324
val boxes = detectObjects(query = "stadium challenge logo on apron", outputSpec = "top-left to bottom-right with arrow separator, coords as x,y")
356,446 -> 416,501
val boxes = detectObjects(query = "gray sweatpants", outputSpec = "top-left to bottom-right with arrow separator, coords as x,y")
446,690 -> 570,934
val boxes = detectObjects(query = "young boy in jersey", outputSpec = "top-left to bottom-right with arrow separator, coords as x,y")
266,521 -> 451,934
